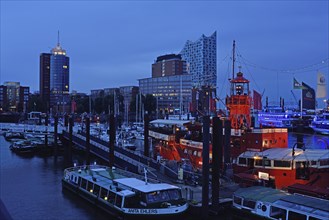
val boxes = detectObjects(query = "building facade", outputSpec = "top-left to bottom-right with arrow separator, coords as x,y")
0,85 -> 7,111
90,89 -> 104,100
49,41 -> 70,114
0,82 -> 29,112
180,32 -> 217,89
152,54 -> 187,78
139,75 -> 192,115
39,53 -> 51,111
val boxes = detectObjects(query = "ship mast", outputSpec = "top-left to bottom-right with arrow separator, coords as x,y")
226,40 -> 252,130
232,40 -> 236,79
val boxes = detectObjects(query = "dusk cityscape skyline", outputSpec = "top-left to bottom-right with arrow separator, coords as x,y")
1,1 -> 328,106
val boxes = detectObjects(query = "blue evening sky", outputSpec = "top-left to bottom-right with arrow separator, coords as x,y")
1,1 -> 328,107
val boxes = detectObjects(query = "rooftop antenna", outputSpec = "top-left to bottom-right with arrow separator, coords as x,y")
232,40 -> 236,79
57,30 -> 60,47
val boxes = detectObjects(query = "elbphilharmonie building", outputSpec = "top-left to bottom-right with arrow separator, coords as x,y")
180,31 -> 217,89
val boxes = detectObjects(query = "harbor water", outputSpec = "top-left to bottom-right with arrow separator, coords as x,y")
0,132 -> 327,220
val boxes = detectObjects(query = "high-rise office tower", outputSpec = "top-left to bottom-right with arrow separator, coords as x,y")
40,53 -> 51,112
49,35 -> 70,114
180,32 -> 217,89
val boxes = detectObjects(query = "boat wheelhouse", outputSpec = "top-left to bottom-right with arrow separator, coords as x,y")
233,186 -> 329,220
233,148 -> 329,191
62,165 -> 188,218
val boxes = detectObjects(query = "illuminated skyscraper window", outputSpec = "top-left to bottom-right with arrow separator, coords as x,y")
49,32 -> 70,113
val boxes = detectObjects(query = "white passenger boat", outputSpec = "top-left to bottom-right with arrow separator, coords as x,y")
233,186 -> 329,220
310,112 -> 329,135
62,165 -> 188,219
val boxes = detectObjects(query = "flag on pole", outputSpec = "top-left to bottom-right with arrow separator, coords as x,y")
253,90 -> 262,110
316,72 -> 326,98
302,82 -> 315,110
293,78 -> 306,89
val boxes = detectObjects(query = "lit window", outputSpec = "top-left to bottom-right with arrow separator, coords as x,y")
63,65 -> 68,69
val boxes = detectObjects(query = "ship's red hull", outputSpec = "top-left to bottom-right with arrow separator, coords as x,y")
233,165 -> 329,189
155,128 -> 289,170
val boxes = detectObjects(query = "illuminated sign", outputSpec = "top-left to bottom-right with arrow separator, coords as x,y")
258,171 -> 269,180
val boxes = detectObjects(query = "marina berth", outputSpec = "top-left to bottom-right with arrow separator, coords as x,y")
233,186 -> 329,220
62,165 -> 188,218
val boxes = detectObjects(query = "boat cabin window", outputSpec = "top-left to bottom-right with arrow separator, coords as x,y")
273,160 -> 291,168
288,211 -> 306,220
87,181 -> 94,192
167,189 -> 181,200
309,161 -> 317,167
124,195 -> 140,208
238,157 -> 247,165
295,162 -> 310,180
233,196 -> 242,205
114,195 -> 123,208
243,199 -> 256,209
146,191 -> 170,204
93,184 -> 100,196
108,191 -> 116,204
81,179 -> 87,189
255,159 -> 271,167
100,187 -> 108,200
270,206 -> 287,220
309,217 -> 322,220
320,159 -> 329,167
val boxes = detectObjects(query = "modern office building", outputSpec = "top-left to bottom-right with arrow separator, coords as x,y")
49,39 -> 70,114
39,53 -> 51,111
139,74 -> 192,115
180,31 -> 217,89
0,82 -> 29,112
90,89 -> 104,100
18,86 -> 29,113
152,54 -> 187,78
